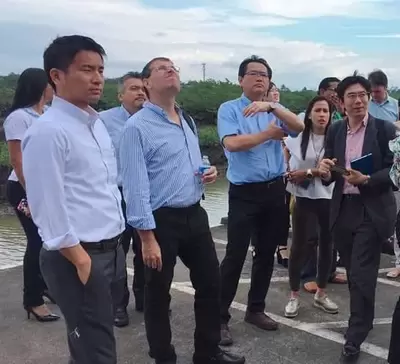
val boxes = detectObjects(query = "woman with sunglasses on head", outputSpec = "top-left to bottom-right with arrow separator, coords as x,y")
283,95 -> 338,318
4,68 -> 59,322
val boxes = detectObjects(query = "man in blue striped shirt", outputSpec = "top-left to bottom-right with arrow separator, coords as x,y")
100,72 -> 146,327
119,57 -> 245,364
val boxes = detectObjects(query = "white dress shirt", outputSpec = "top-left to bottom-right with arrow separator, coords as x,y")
22,96 -> 125,251
3,107 -> 41,182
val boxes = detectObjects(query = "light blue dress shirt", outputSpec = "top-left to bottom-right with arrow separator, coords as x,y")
369,95 -> 399,122
119,101 -> 204,230
100,105 -> 131,186
22,96 -> 125,250
217,94 -> 298,184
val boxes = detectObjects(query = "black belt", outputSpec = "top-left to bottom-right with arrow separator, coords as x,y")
80,235 -> 121,252
231,176 -> 284,189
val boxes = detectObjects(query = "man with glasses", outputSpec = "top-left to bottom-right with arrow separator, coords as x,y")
217,55 -> 304,345
319,73 -> 396,361
298,77 -> 344,123
119,57 -> 245,364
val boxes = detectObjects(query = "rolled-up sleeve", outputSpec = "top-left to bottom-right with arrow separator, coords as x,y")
22,126 -> 80,250
217,102 -> 239,143
120,120 -> 155,230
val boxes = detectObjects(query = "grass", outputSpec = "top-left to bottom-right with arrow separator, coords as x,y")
0,142 -> 9,167
198,125 -> 219,147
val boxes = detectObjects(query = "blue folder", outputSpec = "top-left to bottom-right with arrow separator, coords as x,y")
350,153 -> 373,175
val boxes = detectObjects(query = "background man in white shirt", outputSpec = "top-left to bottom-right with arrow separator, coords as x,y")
22,35 -> 126,364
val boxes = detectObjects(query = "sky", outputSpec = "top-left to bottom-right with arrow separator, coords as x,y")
0,0 -> 399,90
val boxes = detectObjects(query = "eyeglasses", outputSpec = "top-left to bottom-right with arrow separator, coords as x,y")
346,92 -> 370,100
153,65 -> 180,74
245,71 -> 269,78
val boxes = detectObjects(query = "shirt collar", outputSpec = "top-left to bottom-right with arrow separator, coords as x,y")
371,95 -> 390,107
24,107 -> 41,118
120,105 -> 131,120
51,96 -> 99,126
143,101 -> 183,119
346,113 -> 368,133
240,93 -> 252,107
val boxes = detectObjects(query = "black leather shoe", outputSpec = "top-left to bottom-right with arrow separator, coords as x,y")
114,308 -> 129,327
193,349 -> 245,364
220,324 -> 233,346
341,342 -> 360,362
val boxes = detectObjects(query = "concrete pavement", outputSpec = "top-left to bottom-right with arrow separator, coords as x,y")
0,225 -> 398,364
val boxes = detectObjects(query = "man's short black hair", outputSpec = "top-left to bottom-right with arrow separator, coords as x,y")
118,72 -> 142,92
238,55 -> 272,79
318,77 -> 341,94
368,69 -> 388,88
43,35 -> 106,90
336,71 -> 371,101
141,57 -> 171,78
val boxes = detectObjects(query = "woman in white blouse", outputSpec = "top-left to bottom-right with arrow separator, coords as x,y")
4,68 -> 58,322
283,95 -> 338,318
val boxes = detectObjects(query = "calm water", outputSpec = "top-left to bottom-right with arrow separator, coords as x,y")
0,178 -> 229,268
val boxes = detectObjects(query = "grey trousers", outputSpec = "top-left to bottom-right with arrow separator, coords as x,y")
289,197 -> 333,291
40,244 -> 126,364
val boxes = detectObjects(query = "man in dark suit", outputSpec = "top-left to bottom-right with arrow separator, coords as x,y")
318,73 -> 397,362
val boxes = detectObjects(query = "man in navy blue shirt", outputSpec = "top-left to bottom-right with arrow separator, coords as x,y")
217,55 -> 304,345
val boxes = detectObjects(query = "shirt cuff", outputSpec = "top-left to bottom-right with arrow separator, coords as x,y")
128,214 -> 156,230
42,229 -> 80,251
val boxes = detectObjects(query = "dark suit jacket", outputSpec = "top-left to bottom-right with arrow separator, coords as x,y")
323,114 -> 397,239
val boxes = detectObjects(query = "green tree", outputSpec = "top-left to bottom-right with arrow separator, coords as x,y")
0,73 -> 399,166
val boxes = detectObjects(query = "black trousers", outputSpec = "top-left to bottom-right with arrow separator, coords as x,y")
40,243 -> 126,364
333,195 -> 381,347
289,197 -> 332,291
6,180 -> 46,308
113,187 -> 145,310
301,247 -> 338,283
220,177 -> 287,324
388,296 -> 400,363
144,203 -> 220,363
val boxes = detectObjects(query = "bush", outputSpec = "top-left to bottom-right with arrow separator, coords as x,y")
0,142 -> 9,166
198,125 -> 219,147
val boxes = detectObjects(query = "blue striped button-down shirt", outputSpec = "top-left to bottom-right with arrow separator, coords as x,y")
100,105 -> 131,186
119,101 -> 204,230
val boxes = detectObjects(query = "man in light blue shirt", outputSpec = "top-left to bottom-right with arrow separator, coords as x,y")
100,72 -> 146,327
22,35 -> 125,364
217,55 -> 304,346
368,69 -> 399,122
119,57 -> 245,364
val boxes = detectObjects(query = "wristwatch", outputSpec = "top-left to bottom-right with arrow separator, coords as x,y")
362,175 -> 371,185
269,102 -> 277,112
306,169 -> 313,179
